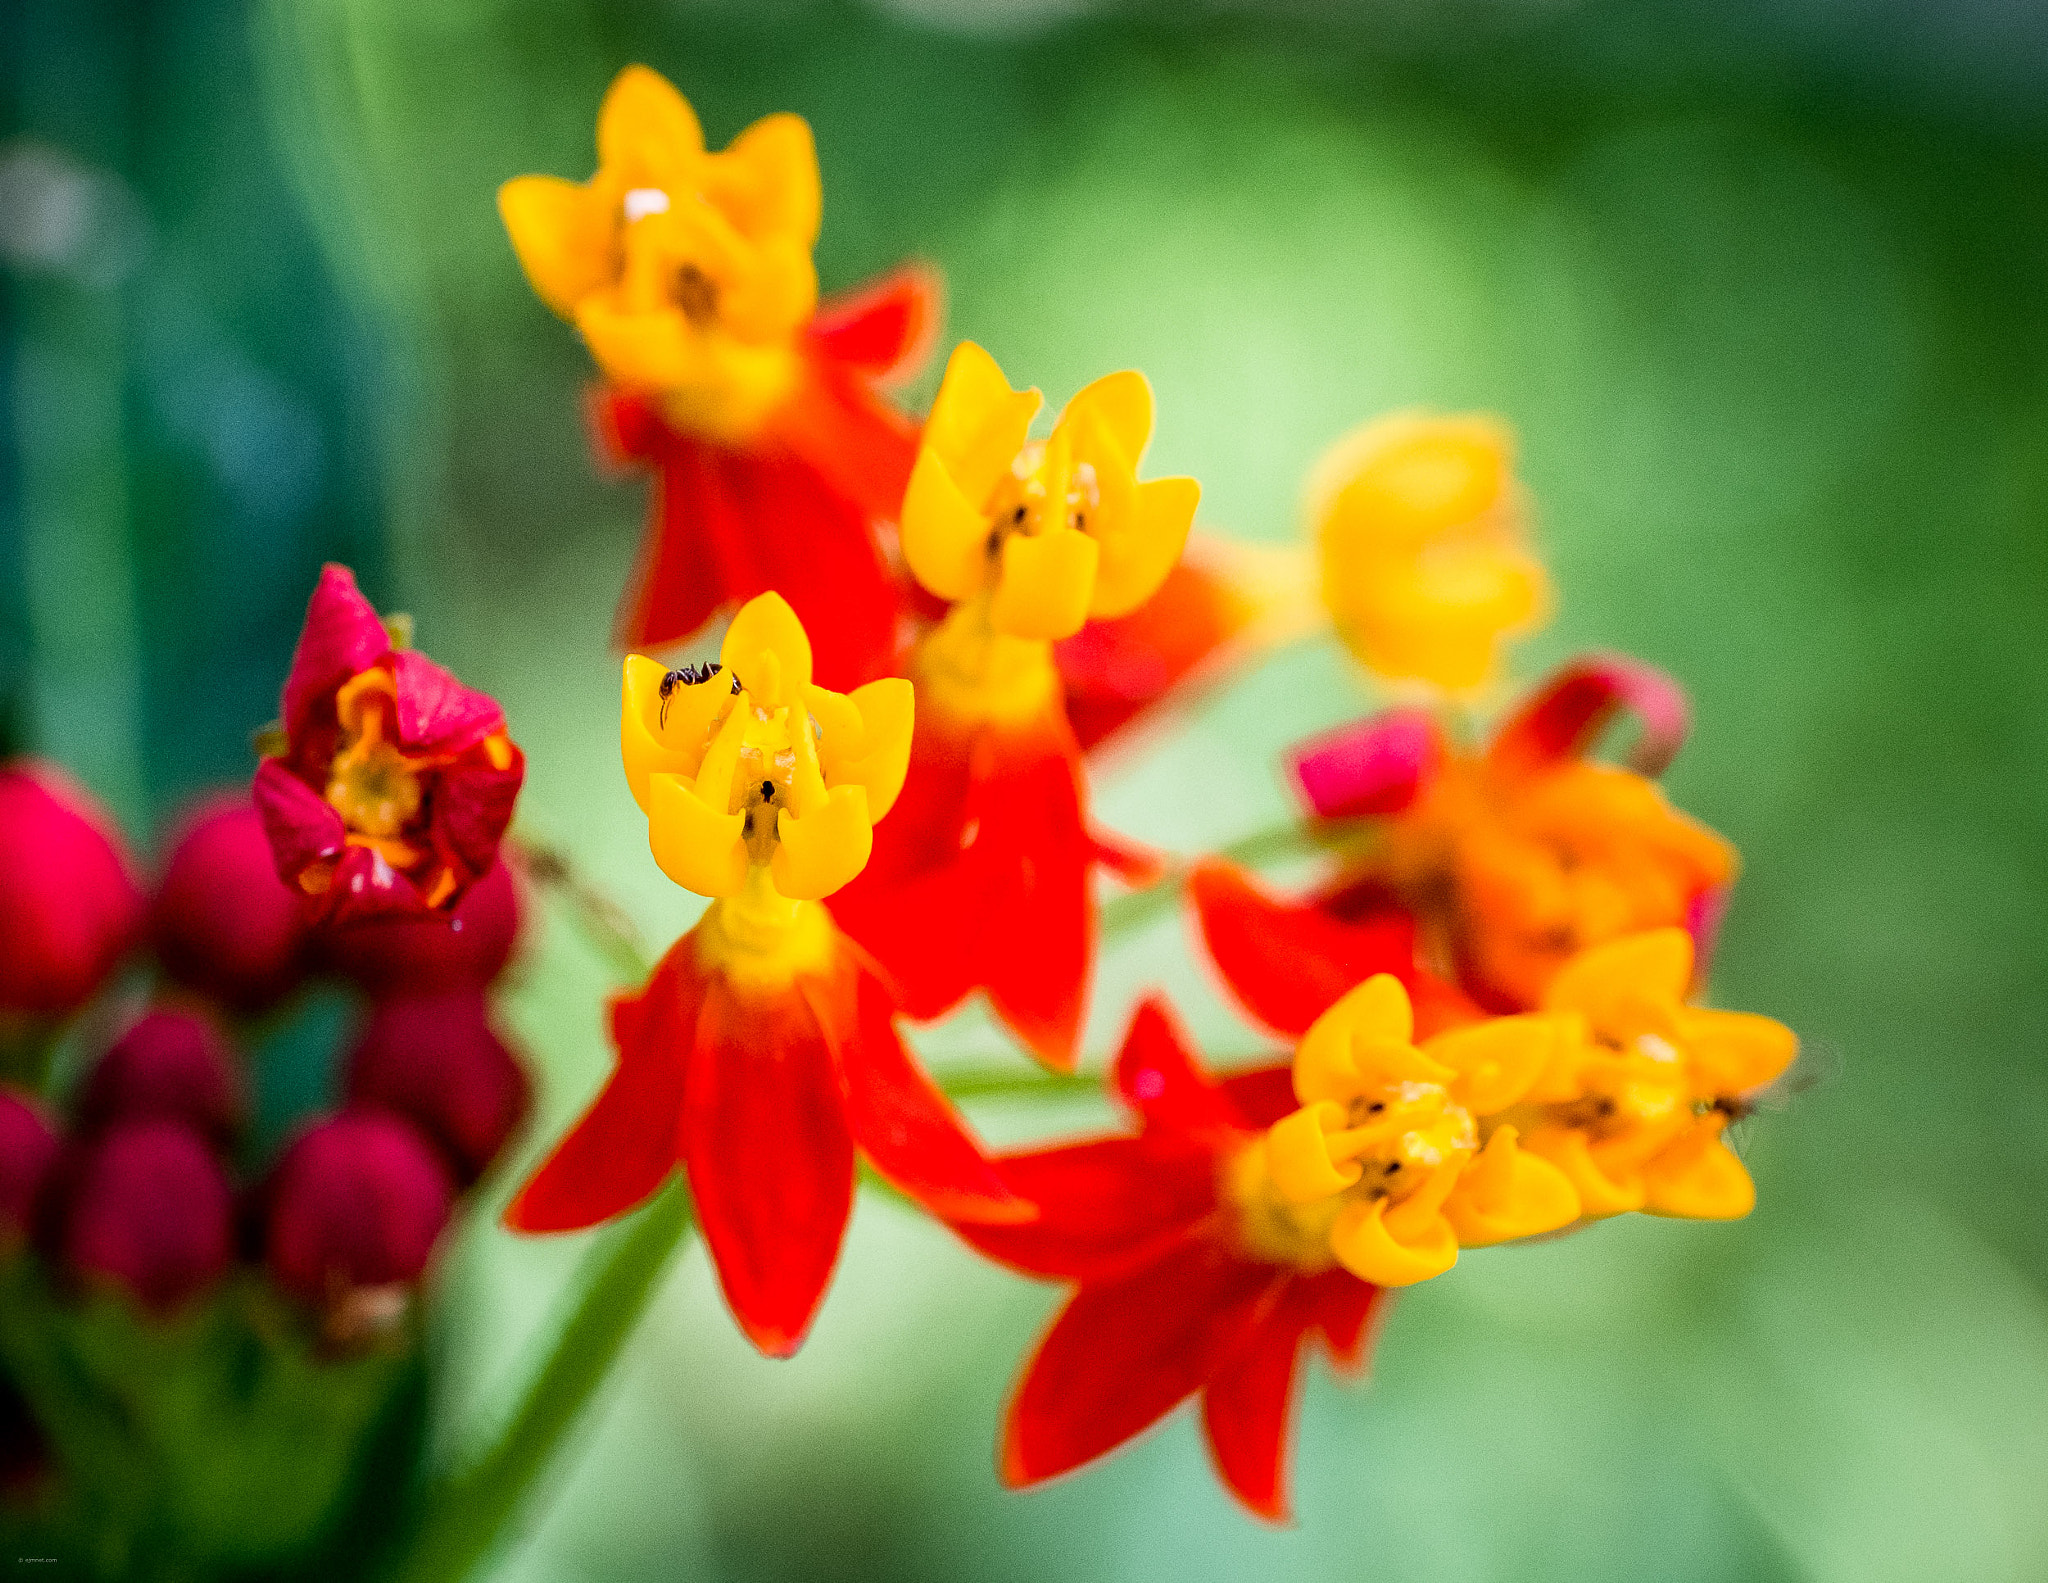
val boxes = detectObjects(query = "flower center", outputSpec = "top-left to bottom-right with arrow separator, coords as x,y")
325,670 -> 424,843
673,262 -> 719,327
1231,1079 -> 1477,1272
981,444 -> 1100,559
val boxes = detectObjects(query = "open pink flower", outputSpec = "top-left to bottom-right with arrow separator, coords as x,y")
254,565 -> 525,926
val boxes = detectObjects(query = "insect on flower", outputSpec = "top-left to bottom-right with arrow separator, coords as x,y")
827,343 -> 1200,1068
507,591 -> 1028,1357
656,661 -> 723,728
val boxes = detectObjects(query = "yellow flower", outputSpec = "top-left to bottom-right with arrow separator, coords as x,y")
499,65 -> 821,442
901,342 -> 1200,642
1511,928 -> 1798,1220
1312,412 -> 1550,691
1243,975 -> 1580,1287
620,593 -> 912,906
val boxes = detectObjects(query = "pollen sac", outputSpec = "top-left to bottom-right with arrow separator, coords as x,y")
1312,411 -> 1550,692
901,341 -> 1200,640
620,592 -> 913,901
498,64 -> 821,441
1250,974 -> 1579,1287
1513,927 -> 1798,1222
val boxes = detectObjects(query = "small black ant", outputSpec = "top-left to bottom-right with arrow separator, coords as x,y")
657,662 -> 721,728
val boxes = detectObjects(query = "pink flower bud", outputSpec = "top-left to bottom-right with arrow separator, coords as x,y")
53,1120 -> 233,1314
344,992 -> 528,1185
0,1089 -> 59,1248
77,1008 -> 243,1148
0,762 -> 143,1018
319,859 -> 522,998
150,795 -> 308,1014
263,1109 -> 452,1304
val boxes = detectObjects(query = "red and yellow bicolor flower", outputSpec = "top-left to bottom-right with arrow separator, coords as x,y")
1314,411 -> 1549,693
1195,655 -> 1735,1026
1508,928 -> 1798,1221
500,65 -> 938,687
253,565 -> 524,925
952,978 -> 1579,1520
826,343 -> 1200,1067
505,593 -> 1026,1357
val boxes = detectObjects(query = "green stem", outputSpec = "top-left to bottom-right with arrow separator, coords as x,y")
514,832 -> 654,985
381,1181 -> 693,1583
1098,815 -> 1335,939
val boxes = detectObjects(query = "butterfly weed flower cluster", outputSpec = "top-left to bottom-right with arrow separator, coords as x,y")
0,59 -> 1800,1574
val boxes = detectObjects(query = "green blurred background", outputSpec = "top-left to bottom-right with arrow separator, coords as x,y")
7,0 -> 2048,1577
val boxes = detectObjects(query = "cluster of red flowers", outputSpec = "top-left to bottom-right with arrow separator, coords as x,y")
0,61 -> 1803,1545
0,568 -> 531,1398
483,63 -> 1798,1524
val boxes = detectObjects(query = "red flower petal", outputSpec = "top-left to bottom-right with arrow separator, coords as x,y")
806,263 -> 942,386
1003,1234 -> 1284,1489
389,649 -> 506,757
1488,653 -> 1691,780
1305,1268 -> 1388,1377
1057,557 -> 1255,758
831,711 -> 1095,1067
1284,708 -> 1440,821
429,747 -> 526,881
954,1136 -> 1218,1282
1200,1280 -> 1318,1521
810,951 -> 1027,1224
1113,995 -> 1241,1137
251,758 -> 346,884
613,434 -> 900,690
1189,860 -> 1419,1038
1215,1066 -> 1301,1129
502,954 -> 702,1234
682,972 -> 855,1358
282,564 -> 391,742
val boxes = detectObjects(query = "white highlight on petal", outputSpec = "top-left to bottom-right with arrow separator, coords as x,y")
623,187 -> 671,222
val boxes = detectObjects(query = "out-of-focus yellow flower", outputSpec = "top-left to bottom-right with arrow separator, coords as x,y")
1510,929 -> 1798,1220
499,65 -> 821,442
1236,974 -> 1580,1287
902,342 -> 1200,644
1312,411 -> 1550,692
620,593 -> 912,908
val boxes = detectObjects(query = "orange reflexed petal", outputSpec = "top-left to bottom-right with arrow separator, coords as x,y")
1540,927 -> 1695,1027
1422,1014 -> 1569,1116
920,341 -> 1042,508
713,112 -> 822,246
621,654 -> 725,811
1642,1121 -> 1755,1220
1264,1102 -> 1364,1203
646,774 -> 748,897
1519,1125 -> 1646,1218
1090,474 -> 1200,621
990,527 -> 1099,640
1678,1008 -> 1799,1096
499,176 -> 616,319
720,591 -> 813,707
1328,1184 -> 1459,1287
597,65 -> 705,188
1442,1126 -> 1581,1246
771,785 -> 873,901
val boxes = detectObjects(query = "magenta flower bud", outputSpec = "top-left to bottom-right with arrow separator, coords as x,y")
0,1089 -> 60,1249
150,795 -> 308,1014
54,1119 -> 233,1314
319,859 -> 522,998
0,761 -> 143,1018
264,1109 -> 452,1305
77,1008 -> 244,1148
344,992 -> 528,1185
